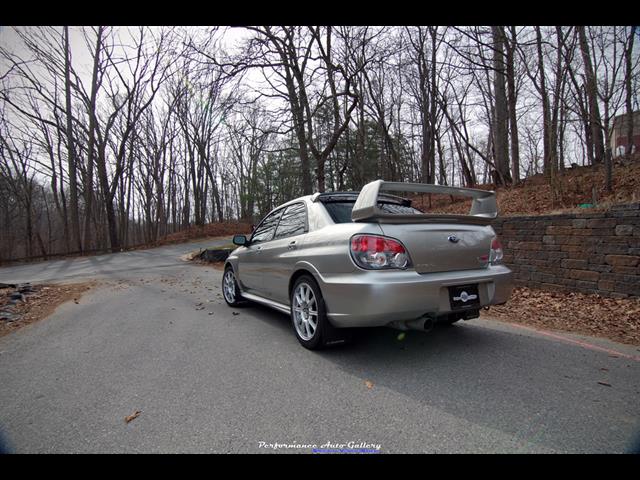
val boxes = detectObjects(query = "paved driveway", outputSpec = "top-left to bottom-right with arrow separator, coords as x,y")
0,239 -> 639,453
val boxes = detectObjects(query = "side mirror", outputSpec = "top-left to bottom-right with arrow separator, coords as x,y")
233,234 -> 248,246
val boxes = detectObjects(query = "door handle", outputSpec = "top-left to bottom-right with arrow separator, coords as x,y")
288,241 -> 297,250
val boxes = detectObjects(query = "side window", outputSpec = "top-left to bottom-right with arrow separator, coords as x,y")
250,209 -> 283,244
274,203 -> 307,239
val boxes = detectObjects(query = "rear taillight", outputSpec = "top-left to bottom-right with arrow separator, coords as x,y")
350,234 -> 412,270
490,237 -> 504,264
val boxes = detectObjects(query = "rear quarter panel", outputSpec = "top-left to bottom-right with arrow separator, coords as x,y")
297,222 -> 385,276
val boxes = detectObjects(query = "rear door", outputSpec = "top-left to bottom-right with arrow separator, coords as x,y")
258,202 -> 308,304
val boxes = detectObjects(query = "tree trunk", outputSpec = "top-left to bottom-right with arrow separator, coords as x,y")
534,27 -> 552,179
96,145 -> 120,251
492,26 -> 512,185
578,26 -> 605,164
625,26 -> 637,156
63,26 -> 82,252
83,26 -> 103,251
506,26 -> 520,184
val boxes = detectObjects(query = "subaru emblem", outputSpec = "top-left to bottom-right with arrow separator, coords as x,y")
448,235 -> 459,243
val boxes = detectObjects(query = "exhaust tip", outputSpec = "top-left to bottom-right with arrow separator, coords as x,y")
423,317 -> 434,332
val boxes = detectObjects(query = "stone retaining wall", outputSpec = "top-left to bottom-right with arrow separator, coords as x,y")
491,203 -> 640,298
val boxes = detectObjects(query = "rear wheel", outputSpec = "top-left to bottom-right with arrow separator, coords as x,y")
222,266 -> 246,307
290,275 -> 343,350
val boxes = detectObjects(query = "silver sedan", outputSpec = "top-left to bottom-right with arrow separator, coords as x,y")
223,180 -> 512,349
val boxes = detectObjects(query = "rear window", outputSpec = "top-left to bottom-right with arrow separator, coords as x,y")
322,201 -> 423,224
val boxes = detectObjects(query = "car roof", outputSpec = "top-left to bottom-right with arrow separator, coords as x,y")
257,191 -> 412,225
276,192 -> 360,208
267,189 -> 412,214
310,191 -> 411,205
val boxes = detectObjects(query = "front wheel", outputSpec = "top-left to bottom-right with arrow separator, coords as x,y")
222,266 -> 246,307
290,275 -> 338,350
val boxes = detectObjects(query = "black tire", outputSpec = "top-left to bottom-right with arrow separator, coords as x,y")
290,275 -> 343,350
222,265 -> 246,307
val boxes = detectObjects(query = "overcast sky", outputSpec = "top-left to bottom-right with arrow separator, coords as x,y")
0,26 -> 250,84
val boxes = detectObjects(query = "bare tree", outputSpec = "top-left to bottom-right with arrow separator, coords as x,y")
491,26 -> 512,185
578,26 -> 606,165
624,26 -> 637,155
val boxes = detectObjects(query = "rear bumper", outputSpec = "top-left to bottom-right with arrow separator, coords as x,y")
316,265 -> 512,328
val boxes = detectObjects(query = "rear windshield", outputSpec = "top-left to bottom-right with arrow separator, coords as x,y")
322,201 -> 423,224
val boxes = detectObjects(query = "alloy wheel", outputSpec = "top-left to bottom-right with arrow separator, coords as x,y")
223,269 -> 237,304
292,282 -> 318,341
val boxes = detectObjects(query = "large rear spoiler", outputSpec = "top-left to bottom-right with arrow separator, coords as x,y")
351,180 -> 497,225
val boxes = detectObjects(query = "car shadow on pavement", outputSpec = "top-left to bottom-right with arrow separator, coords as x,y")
315,322 -> 640,453
232,298 -> 640,452
241,302 -> 295,336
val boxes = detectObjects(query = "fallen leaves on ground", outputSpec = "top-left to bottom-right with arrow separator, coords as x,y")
124,410 -> 141,423
0,282 -> 94,337
414,158 -> 640,217
483,286 -> 640,346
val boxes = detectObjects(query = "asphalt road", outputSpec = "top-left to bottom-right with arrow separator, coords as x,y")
0,238 -> 639,453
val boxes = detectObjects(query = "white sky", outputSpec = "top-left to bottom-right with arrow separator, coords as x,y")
2,26 -> 636,174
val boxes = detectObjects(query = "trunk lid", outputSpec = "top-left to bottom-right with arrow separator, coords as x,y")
378,222 -> 494,274
348,180 -> 499,274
